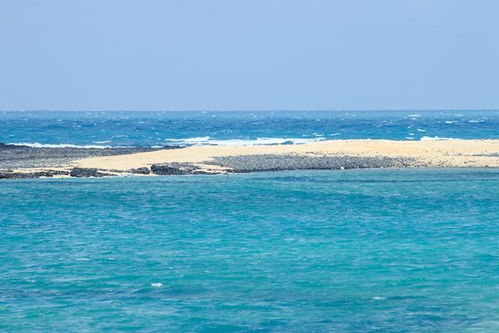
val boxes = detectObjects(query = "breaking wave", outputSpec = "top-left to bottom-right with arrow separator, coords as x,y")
419,136 -> 462,141
6,142 -> 115,148
163,137 -> 326,146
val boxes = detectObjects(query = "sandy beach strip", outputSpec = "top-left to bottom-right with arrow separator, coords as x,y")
73,139 -> 499,171
2,139 -> 498,178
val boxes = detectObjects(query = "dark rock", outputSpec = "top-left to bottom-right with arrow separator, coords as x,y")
0,172 -> 30,179
162,145 -> 184,150
127,167 -> 150,174
205,154 -> 418,173
0,143 -> 23,149
150,164 -> 187,175
0,169 -> 70,179
0,145 -> 163,170
150,163 -> 200,175
70,167 -> 109,177
33,170 -> 70,177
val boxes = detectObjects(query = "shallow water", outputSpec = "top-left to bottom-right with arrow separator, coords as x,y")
1,110 -> 498,147
1,169 -> 498,331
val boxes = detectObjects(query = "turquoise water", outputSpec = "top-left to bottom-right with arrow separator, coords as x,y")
1,169 -> 498,332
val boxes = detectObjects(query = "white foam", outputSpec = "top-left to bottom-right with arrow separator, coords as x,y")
164,137 -> 210,145
182,136 -> 211,143
164,137 -> 325,147
372,296 -> 386,300
9,137 -> 327,149
420,136 -> 462,141
8,142 -> 114,149
151,282 -> 163,288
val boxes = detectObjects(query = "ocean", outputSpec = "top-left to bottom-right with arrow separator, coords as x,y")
1,110 -> 498,147
1,111 -> 498,332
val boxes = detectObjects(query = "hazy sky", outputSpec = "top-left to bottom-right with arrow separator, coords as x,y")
1,0 -> 498,111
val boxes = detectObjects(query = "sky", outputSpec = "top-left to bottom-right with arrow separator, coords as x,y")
0,0 -> 498,111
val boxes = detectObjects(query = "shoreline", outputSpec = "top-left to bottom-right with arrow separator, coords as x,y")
1,139 -> 498,179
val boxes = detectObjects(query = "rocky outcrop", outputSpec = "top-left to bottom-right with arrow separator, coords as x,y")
150,163 -> 209,175
151,163 -> 190,175
205,154 -> 421,173
126,167 -> 151,174
0,169 -> 69,179
0,144 -> 163,169
69,167 -> 112,177
0,167 -> 151,179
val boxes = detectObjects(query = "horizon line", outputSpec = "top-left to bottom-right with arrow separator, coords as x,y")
1,108 -> 498,113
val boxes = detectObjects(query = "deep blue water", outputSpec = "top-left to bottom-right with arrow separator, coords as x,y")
1,169 -> 498,332
1,110 -> 498,147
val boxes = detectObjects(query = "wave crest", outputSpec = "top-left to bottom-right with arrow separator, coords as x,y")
7,142 -> 114,149
419,136 -> 462,141
164,137 -> 325,146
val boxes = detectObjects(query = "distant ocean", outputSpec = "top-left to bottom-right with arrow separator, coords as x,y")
1,110 -> 498,147
1,111 -> 498,331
